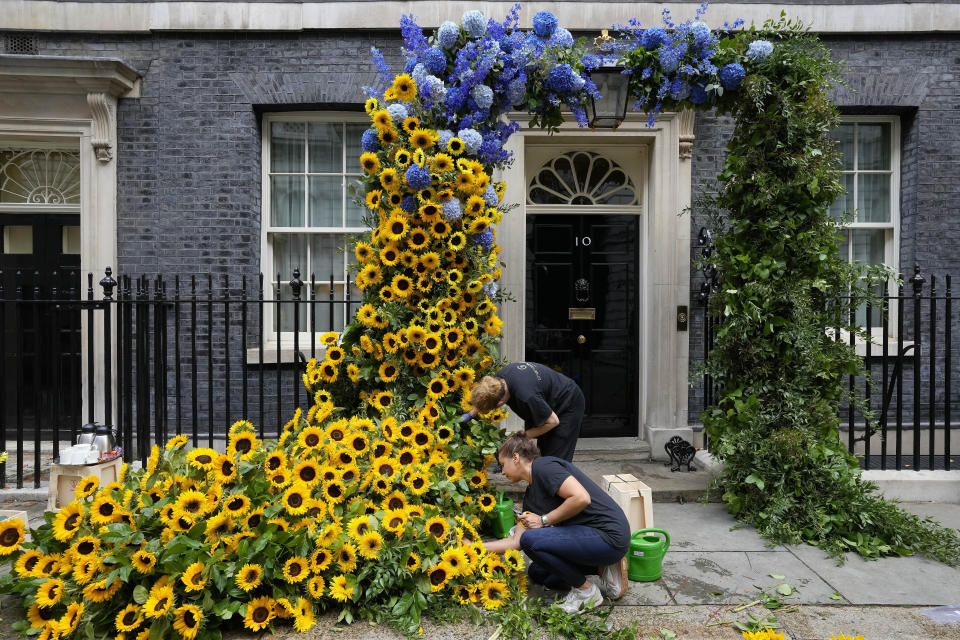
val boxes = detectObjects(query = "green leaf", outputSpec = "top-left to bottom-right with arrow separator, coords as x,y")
829,592 -> 844,600
744,474 -> 765,491
775,584 -> 793,596
133,585 -> 149,604
769,574 -> 785,580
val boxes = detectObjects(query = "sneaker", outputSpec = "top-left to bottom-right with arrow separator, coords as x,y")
597,556 -> 629,600
556,581 -> 602,615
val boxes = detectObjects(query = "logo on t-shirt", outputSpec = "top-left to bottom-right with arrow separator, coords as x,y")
518,362 -> 543,381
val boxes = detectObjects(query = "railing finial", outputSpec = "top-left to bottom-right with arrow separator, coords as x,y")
100,266 -> 117,300
908,263 -> 925,296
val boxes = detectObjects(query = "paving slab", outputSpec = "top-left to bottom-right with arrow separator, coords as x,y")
660,550 -> 840,606
788,543 -> 960,606
780,605 -> 960,640
653,502 -> 777,552
900,501 -> 960,530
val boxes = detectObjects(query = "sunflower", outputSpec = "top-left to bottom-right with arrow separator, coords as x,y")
371,391 -> 394,412
322,479 -> 346,504
408,227 -> 430,250
229,431 -> 259,459
383,508 -> 408,536
468,579 -> 506,611
318,360 -> 338,382
431,152 -> 454,173
359,152 -> 381,175
282,556 -> 309,583
364,189 -> 383,211
26,602 -> 56,629
72,557 -> 98,585
185,448 -> 217,471
222,494 -> 251,518
280,484 -> 308,516
89,495 -> 121,525
425,516 -> 451,542
428,562 -> 454,592
295,427 -> 322,452
83,578 -> 122,603
244,596 -> 276,632
485,314 -> 504,336
446,136 -> 465,156
236,563 -> 263,592
335,542 -> 359,573
115,604 -> 143,632
382,213 -> 410,242
354,529 -> 383,560
173,603 -> 204,640
174,490 -> 208,517
170,510 -> 196,533
443,460 -> 464,482
378,167 -> 399,192
442,547 -> 470,577
379,126 -> 399,145
51,505 -> 82,543
422,332 -> 442,354
58,601 -> 84,636
395,446 -> 420,467
381,490 -> 408,512
426,376 -> 448,401
417,350 -> 439,369
15,549 -> 42,577
474,494 -> 496,514
326,575 -> 352,603
411,428 -> 434,449
72,475 -> 99,499
291,597 -> 316,633
129,549 -> 156,574
307,575 -> 326,599
391,73 -> 417,101
406,470 -> 431,496
371,109 -> 392,129
35,578 -> 64,607
409,128 -> 436,150
405,552 -> 421,572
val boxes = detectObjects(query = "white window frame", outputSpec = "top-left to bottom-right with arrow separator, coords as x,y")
257,111 -> 368,362
832,115 -> 902,350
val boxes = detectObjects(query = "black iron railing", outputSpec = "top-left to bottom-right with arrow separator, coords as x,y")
0,268 -> 357,488
697,264 -> 958,471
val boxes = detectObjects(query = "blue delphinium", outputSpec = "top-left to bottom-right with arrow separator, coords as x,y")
483,185 -> 499,206
437,21 -> 460,49
719,63 -> 746,89
361,129 -> 379,152
424,47 -> 447,75
747,40 -> 774,61
581,54 -> 601,71
689,83 -> 708,105
474,228 -> 494,251
386,103 -> 408,122
532,10 -> 558,38
546,63 -> 578,93
458,128 -> 483,154
443,198 -> 463,221
403,58 -> 417,74
548,27 -> 574,48
658,47 -> 680,74
400,14 -> 429,59
462,10 -> 487,37
690,20 -> 711,41
471,84 -> 494,110
641,27 -> 668,51
405,165 -> 432,190
401,195 -> 417,214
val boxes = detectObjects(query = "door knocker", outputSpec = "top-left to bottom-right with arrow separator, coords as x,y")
574,278 -> 590,303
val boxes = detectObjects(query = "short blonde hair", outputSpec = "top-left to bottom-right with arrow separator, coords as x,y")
469,375 -> 505,413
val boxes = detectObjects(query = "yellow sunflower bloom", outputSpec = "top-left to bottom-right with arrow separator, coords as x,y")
335,543 -> 358,573
83,578 -> 122,603
35,578 -> 65,607
447,137 -> 465,156
50,506 -> 81,543
383,508 -> 408,536
391,73 -> 417,102
283,556 -> 309,583
425,516 -> 450,542
173,603 -> 204,640
58,601 -> 85,636
235,563 -> 263,592
115,603 -> 143,632
308,575 -> 326,599
480,579 -> 509,609
357,530 -> 384,560
329,574 -> 354,602
243,595 -> 276,632
428,562 -> 454,592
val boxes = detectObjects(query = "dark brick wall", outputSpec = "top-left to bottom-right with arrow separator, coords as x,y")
688,35 -> 960,435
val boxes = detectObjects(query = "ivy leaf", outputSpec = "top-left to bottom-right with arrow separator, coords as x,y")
829,592 -> 844,600
745,474 -> 765,491
776,583 -> 793,596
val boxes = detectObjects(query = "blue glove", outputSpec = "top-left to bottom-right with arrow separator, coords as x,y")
459,412 -> 474,424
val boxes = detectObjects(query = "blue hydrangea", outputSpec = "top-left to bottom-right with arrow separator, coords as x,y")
659,47 -> 680,74
532,10 -> 558,38
483,185 -> 499,206
361,129 -> 379,152
719,63 -> 746,90
426,76 -> 447,102
641,27 -> 668,51
482,280 -> 499,297
507,77 -> 526,106
689,83 -> 708,105
401,195 -> 417,213
386,103 -> 408,122
546,63 -> 578,93
581,54 -> 601,71
403,58 -> 417,73
474,228 -> 494,251
438,21 -> 460,49
470,84 -> 494,110
549,27 -> 573,48
462,10 -> 487,37
424,47 -> 447,75
442,198 -> 463,220
690,20 -> 711,41
457,128 -> 483,154
670,80 -> 692,101
747,40 -> 774,61
411,63 -> 428,88
405,165 -> 432,190
437,129 -> 454,150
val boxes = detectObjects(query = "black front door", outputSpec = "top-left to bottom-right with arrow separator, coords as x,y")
0,214 -> 82,440
525,214 -> 639,438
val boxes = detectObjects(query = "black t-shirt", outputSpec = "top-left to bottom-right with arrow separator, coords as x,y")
522,456 -> 630,552
498,362 -> 580,429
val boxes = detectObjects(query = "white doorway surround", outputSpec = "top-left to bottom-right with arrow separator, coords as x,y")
497,111 -> 695,460
0,54 -> 140,429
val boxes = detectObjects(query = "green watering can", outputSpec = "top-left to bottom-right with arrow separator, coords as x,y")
628,528 -> 670,582
489,491 -> 515,539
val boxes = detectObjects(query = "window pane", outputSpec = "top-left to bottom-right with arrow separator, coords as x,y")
852,229 -> 886,267
271,122 -> 304,173
858,124 -> 890,170
308,123 -> 342,173
831,124 -> 854,170
857,173 -> 891,223
2,225 -> 32,254
346,182 -> 368,227
310,233 -> 344,282
62,225 -> 80,254
836,229 -> 850,262
345,124 -> 369,168
271,176 -> 304,226
272,233 -> 307,282
276,284 -> 308,332
829,173 -> 854,221
309,176 -> 342,227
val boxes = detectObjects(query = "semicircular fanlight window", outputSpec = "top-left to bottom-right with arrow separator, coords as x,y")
0,148 -> 81,205
528,150 -> 636,206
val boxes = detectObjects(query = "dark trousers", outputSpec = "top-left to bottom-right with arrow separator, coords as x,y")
520,525 -> 624,590
536,388 -> 584,462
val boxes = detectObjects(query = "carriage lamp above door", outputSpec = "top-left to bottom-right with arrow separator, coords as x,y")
585,31 -> 630,130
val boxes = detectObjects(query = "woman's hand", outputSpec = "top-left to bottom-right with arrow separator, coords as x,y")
519,512 -> 542,529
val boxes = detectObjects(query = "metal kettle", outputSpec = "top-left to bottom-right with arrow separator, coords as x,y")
91,423 -> 116,453
76,422 -> 97,446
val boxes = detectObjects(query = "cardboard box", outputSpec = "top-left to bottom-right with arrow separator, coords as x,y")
47,457 -> 123,511
601,473 -> 640,493
603,475 -> 654,532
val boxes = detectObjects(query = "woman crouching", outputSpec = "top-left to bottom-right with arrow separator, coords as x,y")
482,433 -> 630,614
